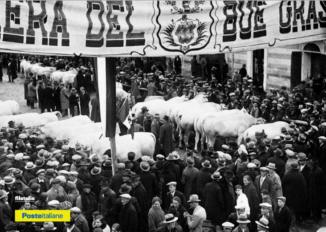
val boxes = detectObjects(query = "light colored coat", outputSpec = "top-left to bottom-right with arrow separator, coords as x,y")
67,189 -> 80,207
269,171 -> 283,205
46,186 -> 68,201
187,205 -> 206,232
60,86 -> 70,110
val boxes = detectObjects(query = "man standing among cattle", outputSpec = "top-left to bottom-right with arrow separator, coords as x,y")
151,113 -> 161,156
160,115 -> 174,157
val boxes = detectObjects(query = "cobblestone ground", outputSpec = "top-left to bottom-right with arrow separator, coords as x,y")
1,68 -> 326,232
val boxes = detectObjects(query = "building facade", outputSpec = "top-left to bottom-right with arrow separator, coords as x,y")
225,40 -> 326,91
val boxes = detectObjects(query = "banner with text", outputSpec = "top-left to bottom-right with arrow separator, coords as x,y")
0,1 -> 325,56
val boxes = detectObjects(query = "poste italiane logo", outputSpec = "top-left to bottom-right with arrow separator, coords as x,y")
15,210 -> 70,222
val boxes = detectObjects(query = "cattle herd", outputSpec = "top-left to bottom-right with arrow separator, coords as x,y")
1,55 -> 326,232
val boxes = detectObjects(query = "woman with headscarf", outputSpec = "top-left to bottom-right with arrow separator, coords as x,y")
148,197 -> 165,232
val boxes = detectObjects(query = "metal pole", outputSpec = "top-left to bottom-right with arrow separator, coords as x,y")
106,57 -> 117,176
110,137 -> 117,175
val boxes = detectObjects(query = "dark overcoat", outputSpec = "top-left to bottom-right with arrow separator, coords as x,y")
191,168 -> 212,204
243,181 -> 260,222
164,190 -> 186,212
203,180 -> 225,226
254,175 -> 275,201
274,204 -> 292,232
43,87 -> 54,109
131,184 -> 149,232
98,188 -> 116,226
308,166 -> 326,210
282,169 -> 308,211
80,92 -> 90,116
139,171 -> 160,207
161,170 -> 176,208
159,122 -> 174,156
317,143 -> 326,173
119,201 -> 138,232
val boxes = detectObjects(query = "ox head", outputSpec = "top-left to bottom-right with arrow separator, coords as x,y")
194,93 -> 208,102
255,118 -> 266,125
69,67 -> 78,74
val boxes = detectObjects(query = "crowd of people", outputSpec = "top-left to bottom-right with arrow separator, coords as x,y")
0,54 -> 326,232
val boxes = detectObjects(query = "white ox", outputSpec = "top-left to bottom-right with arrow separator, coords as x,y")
169,94 -> 207,127
71,132 -> 156,162
132,96 -> 188,120
20,59 -> 28,74
0,112 -> 61,128
31,64 -> 56,78
0,100 -> 20,116
176,102 -> 223,148
50,69 -> 78,84
194,109 -> 247,151
68,132 -> 102,149
41,115 -> 92,138
116,82 -> 123,89
145,96 -> 164,101
242,121 -> 290,143
116,88 -> 130,102
24,62 -> 42,77
202,110 -> 264,147
44,122 -> 102,140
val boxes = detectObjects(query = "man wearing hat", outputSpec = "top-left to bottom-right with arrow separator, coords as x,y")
274,196 -> 292,232
184,194 -> 206,232
101,159 -> 113,179
203,171 -> 224,227
267,148 -> 285,178
127,152 -> 139,173
0,189 -> 11,228
98,179 -> 116,227
231,214 -> 250,232
181,157 -> 199,201
130,174 -> 149,232
68,171 -> 84,194
266,162 -> 282,205
5,221 -> 19,232
89,166 -> 103,196
254,167 -> 275,202
221,221 -> 234,232
28,169 -> 50,192
76,160 -> 91,183
165,181 -> 186,212
257,203 -> 275,232
297,153 -> 311,184
144,114 -> 153,133
159,115 -> 173,157
46,178 -> 67,201
151,113 -> 161,153
76,182 -> 98,231
110,163 -> 125,195
24,162 -> 36,184
282,162 -> 308,224
255,218 -> 269,232
156,213 -> 182,232
66,181 -> 79,207
192,160 -> 213,203
0,154 -> 14,177
119,194 -> 138,232
317,136 -> 326,173
70,207 -> 89,232
138,161 -> 159,207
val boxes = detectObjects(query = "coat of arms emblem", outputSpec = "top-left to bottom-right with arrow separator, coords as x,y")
157,1 -> 214,54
